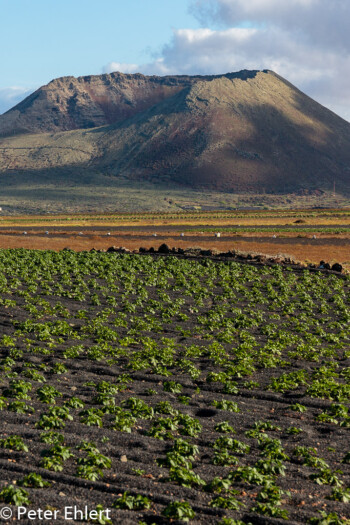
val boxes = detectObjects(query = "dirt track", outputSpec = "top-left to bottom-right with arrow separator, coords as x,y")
0,230 -> 349,267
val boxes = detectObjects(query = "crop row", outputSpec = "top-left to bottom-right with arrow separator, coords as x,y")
0,249 -> 349,524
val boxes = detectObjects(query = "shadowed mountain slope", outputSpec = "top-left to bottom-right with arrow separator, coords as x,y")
0,70 -> 349,195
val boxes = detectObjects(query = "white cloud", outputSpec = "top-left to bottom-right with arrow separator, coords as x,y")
103,62 -> 140,74
151,27 -> 261,74
186,1 -> 350,120
191,0 -> 350,51
102,1 -> 350,121
4,2 -> 346,123
191,0 -> 322,24
0,87 -> 32,115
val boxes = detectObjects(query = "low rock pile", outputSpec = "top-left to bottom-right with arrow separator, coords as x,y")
97,244 -> 345,274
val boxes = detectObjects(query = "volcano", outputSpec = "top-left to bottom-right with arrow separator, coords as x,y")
0,69 -> 349,196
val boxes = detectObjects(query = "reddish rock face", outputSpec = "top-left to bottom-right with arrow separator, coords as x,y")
0,70 -> 260,136
0,69 -> 349,196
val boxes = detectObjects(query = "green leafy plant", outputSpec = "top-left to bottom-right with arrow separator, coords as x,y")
18,473 -> 51,488
310,468 -> 343,487
252,502 -> 289,519
0,485 -> 30,505
113,491 -> 152,510
169,466 -> 205,488
0,435 -> 28,452
327,487 -> 350,503
209,495 -> 243,510
7,400 -> 34,414
113,411 -> 136,432
214,421 -> 235,433
213,399 -> 240,412
162,501 -> 195,522
308,511 -> 350,524
40,431 -> 65,445
80,408 -> 103,427
163,381 -> 183,394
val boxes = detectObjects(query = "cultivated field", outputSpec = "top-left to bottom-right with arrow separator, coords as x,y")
0,249 -> 349,524
0,208 -> 349,269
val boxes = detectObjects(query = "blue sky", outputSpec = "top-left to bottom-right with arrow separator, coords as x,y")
0,0 -> 200,87
1,0 -> 349,121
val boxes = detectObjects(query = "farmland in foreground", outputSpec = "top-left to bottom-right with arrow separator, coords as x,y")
0,208 -> 349,269
0,249 -> 349,524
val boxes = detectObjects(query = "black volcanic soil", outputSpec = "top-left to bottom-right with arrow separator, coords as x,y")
0,251 -> 349,524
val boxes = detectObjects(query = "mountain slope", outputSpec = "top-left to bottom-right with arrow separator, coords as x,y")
96,71 -> 350,192
0,70 -> 258,136
0,70 -> 349,195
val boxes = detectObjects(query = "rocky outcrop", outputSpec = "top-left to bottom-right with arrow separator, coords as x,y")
0,70 -> 260,136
